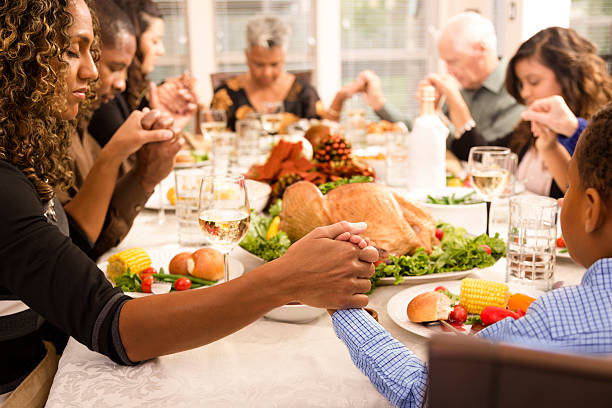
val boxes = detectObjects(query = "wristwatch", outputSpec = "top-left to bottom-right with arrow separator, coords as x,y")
455,118 -> 476,138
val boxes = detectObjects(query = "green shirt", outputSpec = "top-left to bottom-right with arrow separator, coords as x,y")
375,59 -> 524,142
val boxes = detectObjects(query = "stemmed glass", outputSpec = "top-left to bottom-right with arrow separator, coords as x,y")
468,146 -> 513,236
259,101 -> 284,137
198,174 -> 250,283
200,108 -> 227,143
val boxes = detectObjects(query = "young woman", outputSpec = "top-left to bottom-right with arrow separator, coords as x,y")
448,27 -> 612,198
87,0 -> 197,147
0,1 -> 376,405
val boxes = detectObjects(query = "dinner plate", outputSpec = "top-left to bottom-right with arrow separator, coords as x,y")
376,267 -> 483,285
387,280 -> 543,338
556,248 -> 571,260
99,246 -> 244,297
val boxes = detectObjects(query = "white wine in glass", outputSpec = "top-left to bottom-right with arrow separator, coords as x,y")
200,108 -> 227,142
468,146 -> 512,236
198,174 -> 250,283
259,101 -> 284,136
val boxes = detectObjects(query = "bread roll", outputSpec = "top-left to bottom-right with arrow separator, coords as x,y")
191,248 -> 224,281
169,252 -> 194,275
175,151 -> 195,163
407,291 -> 452,323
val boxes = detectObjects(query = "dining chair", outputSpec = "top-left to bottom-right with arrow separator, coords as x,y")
427,333 -> 612,408
209,69 -> 313,91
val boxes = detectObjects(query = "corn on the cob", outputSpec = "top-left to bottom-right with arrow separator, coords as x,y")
107,247 -> 151,282
459,278 -> 508,314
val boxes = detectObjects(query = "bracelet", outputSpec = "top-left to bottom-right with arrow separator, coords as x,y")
455,118 -> 476,138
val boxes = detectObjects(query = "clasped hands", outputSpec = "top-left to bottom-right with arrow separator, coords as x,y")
521,95 -> 579,151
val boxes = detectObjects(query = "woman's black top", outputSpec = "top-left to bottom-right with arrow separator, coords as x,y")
0,160 -> 135,393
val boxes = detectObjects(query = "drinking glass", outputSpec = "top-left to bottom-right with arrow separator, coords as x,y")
259,101 -> 284,137
175,166 -> 211,246
236,119 -> 262,169
468,146 -> 512,235
506,195 -> 558,291
200,108 -> 227,143
198,174 -> 250,283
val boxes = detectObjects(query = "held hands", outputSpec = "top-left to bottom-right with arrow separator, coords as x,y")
148,73 -> 199,133
105,108 -> 175,162
358,70 -> 386,111
521,95 -> 579,138
275,221 -> 378,310
134,108 -> 183,193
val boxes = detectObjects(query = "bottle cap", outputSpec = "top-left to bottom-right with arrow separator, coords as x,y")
420,85 -> 436,102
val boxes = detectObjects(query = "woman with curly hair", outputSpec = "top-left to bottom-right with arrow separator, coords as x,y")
88,0 -> 198,148
448,26 -> 612,198
0,1 -> 377,405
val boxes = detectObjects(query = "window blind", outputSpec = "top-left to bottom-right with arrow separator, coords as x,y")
340,0 -> 435,120
570,0 -> 612,55
151,0 -> 190,84
213,0 -> 315,73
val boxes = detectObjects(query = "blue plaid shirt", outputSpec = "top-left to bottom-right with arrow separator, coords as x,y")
332,258 -> 612,408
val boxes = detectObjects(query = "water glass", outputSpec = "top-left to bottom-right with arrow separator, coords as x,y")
506,195 -> 558,291
344,113 -> 367,150
175,167 -> 210,246
211,131 -> 237,174
235,119 -> 262,169
385,131 -> 408,187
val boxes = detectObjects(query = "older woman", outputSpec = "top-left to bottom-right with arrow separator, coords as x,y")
447,27 -> 612,198
211,16 -> 323,130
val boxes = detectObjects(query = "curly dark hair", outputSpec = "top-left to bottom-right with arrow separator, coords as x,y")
574,102 -> 612,202
0,0 -> 99,201
505,27 -> 612,155
112,0 -> 163,110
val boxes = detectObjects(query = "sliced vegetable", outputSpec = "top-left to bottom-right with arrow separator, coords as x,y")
480,306 -> 520,326
507,293 -> 536,314
267,216 -> 281,240
480,244 -> 491,255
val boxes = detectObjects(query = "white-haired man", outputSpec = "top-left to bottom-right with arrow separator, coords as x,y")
355,12 -> 523,145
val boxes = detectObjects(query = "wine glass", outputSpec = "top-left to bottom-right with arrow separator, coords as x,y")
468,146 -> 512,236
200,108 -> 227,144
259,101 -> 284,137
198,174 -> 250,283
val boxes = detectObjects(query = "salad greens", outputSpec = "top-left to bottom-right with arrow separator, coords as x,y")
318,175 -> 374,194
426,191 -> 482,205
370,223 -> 506,291
239,200 -> 291,261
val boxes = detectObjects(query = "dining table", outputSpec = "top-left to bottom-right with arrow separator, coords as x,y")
45,201 -> 585,408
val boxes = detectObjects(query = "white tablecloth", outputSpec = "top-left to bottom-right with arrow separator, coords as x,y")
45,210 -> 584,407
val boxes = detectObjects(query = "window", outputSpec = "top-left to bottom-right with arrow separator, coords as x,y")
213,0 -> 316,73
340,0 -> 437,120
570,0 -> 612,57
150,0 -> 190,84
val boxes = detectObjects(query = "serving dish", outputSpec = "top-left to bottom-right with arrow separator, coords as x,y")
376,267 -> 483,285
387,280 -> 543,338
401,187 -> 487,236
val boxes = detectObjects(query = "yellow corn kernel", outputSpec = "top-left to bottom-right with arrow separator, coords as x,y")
459,278 -> 508,314
107,247 -> 151,282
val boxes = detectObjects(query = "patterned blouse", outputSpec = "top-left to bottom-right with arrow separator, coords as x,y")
211,76 -> 324,130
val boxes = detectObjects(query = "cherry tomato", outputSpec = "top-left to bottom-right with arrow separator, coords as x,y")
435,228 -> 444,241
434,286 -> 447,293
480,244 -> 492,255
174,277 -> 191,291
374,260 -> 385,267
139,267 -> 157,279
449,305 -> 468,323
462,177 -> 472,188
556,237 -> 566,248
141,275 -> 155,293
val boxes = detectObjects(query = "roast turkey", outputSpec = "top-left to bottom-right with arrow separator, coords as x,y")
279,181 -> 437,255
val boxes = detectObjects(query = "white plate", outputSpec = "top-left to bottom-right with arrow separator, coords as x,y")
387,280 -> 543,338
376,266 -> 484,285
100,247 -> 244,297
557,248 -> 571,259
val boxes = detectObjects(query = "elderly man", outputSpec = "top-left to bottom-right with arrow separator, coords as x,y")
357,12 -> 523,144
